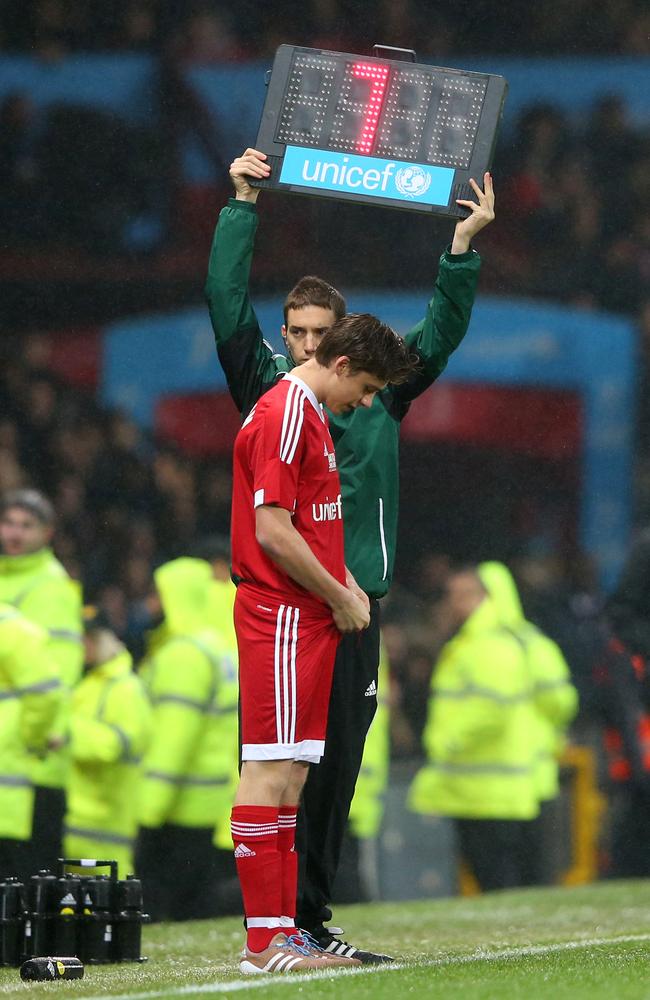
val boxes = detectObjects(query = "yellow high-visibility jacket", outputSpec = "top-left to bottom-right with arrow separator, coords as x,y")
408,596 -> 539,820
0,548 -> 83,789
0,603 -> 62,840
64,649 -> 152,877
207,577 -> 240,851
139,559 -> 239,830
478,562 -> 579,801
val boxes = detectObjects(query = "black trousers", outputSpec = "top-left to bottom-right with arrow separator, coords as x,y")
135,824 -> 241,922
456,817 -> 531,892
0,838 -> 31,882
608,785 -> 650,878
296,599 -> 380,930
26,786 -> 66,875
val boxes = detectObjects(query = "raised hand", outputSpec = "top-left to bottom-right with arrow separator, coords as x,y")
451,172 -> 496,254
229,148 -> 271,203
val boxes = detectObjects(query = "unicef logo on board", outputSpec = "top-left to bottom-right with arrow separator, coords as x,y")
394,165 -> 432,199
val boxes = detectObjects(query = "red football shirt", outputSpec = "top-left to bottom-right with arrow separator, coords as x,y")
231,372 -> 346,615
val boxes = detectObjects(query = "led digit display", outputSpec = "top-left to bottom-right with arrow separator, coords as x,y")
426,76 -> 487,169
277,52 -> 338,145
376,68 -> 434,161
254,45 -> 507,218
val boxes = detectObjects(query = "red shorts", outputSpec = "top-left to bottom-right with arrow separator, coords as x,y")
234,584 -> 340,763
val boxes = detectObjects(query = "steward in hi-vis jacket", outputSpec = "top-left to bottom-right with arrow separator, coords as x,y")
477,561 -> 578,884
64,609 -> 152,878
408,566 -> 538,892
205,151 -> 493,959
136,558 -> 239,921
0,489 -> 83,871
0,602 -> 62,879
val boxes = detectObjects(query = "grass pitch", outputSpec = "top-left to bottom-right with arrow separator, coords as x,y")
2,880 -> 650,999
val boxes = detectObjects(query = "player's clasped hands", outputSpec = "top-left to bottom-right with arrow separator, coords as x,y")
332,589 -> 371,633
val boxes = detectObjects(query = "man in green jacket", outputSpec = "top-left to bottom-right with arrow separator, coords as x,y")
64,608 -> 152,878
0,603 -> 62,879
136,557 -> 239,921
206,147 -> 494,960
0,489 -> 83,872
408,566 -> 539,891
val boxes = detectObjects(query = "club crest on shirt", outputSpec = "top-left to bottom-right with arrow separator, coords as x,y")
323,440 -> 337,472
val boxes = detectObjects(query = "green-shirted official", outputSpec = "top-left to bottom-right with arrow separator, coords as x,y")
0,489 -> 83,871
0,602 -> 62,879
477,561 -> 578,883
64,608 -> 152,878
408,566 -> 538,891
136,557 -> 239,921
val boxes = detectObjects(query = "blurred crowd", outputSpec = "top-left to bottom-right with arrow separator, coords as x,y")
0,0 -> 649,59
0,339 -> 233,656
492,96 -> 650,317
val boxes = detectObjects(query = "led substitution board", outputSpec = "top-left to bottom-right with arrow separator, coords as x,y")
251,45 -> 507,217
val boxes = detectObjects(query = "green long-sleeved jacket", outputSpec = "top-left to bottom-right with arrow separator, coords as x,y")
206,198 -> 481,597
408,596 -> 539,821
477,562 -> 579,801
139,559 -> 239,830
0,603 -> 63,840
0,547 -> 83,789
64,649 -> 152,877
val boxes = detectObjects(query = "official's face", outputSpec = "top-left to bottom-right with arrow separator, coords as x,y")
0,506 -> 52,556
282,305 -> 336,365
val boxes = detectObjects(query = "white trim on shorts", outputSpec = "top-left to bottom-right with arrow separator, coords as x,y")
241,739 -> 325,764
274,604 -> 300,746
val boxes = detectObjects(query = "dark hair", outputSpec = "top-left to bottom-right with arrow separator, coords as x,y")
283,275 -> 346,326
314,313 -> 417,385
0,488 -> 55,526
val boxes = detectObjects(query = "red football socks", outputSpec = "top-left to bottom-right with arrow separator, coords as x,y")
278,805 -> 299,935
231,805 -> 281,952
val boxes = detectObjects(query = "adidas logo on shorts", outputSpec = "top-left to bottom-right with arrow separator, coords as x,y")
365,680 -> 377,697
234,843 -> 256,858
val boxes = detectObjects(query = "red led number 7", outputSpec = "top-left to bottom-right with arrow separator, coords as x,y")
352,62 -> 389,154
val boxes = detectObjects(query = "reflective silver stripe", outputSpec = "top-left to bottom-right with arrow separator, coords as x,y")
431,761 -> 531,776
535,679 -> 572,693
0,775 -> 31,787
0,678 -> 62,701
378,498 -> 388,582
0,611 -> 19,624
434,684 -> 531,705
158,637 -> 224,711
48,628 -> 83,643
105,723 -> 141,764
144,770 -> 230,787
206,704 -> 237,717
64,826 -> 133,847
152,694 -> 206,712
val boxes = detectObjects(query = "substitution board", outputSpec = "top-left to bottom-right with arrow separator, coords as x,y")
251,45 -> 507,217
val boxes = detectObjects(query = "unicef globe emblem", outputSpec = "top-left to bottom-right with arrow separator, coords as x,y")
395,165 -> 432,198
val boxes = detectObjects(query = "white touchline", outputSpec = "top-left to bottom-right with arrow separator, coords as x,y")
69,932 -> 650,1000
